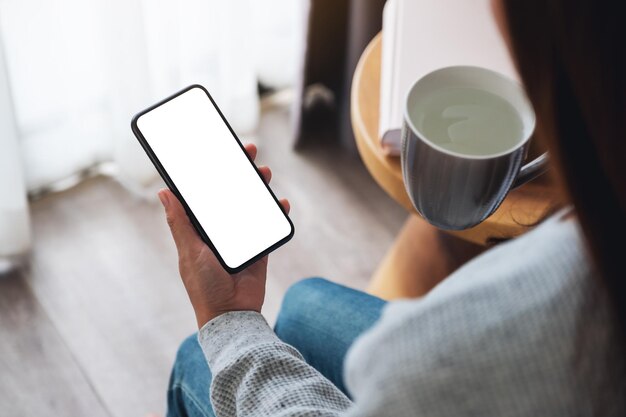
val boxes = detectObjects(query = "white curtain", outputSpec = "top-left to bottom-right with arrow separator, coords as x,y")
0,0 -> 307,261
0,27 -> 30,264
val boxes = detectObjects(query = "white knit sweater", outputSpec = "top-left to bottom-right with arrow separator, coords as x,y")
199,212 -> 625,416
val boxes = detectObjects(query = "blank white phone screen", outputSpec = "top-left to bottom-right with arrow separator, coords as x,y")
136,87 -> 292,269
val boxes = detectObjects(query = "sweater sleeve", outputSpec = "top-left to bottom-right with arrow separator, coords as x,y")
198,311 -> 352,417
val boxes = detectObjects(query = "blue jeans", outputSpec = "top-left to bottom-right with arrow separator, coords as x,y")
166,277 -> 386,417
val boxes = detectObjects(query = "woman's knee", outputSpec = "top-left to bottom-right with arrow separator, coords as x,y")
279,277 -> 333,315
275,277 -> 338,338
275,277 -> 386,345
285,277 -> 334,299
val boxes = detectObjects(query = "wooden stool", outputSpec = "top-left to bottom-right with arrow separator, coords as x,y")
350,33 -> 558,300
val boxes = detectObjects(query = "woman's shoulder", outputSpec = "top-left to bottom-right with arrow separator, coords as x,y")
433,209 -> 591,303
368,211 -> 595,350
345,213 -> 622,415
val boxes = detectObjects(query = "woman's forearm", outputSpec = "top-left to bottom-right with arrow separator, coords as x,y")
199,311 -> 352,417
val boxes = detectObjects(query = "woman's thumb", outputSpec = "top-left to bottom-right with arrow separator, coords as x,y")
158,189 -> 202,255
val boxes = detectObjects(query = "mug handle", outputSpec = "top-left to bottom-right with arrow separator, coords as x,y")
512,152 -> 549,189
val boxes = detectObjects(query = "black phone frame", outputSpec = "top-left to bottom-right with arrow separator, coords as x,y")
131,84 -> 295,274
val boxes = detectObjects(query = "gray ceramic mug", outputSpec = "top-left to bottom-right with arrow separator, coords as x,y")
401,66 -> 548,230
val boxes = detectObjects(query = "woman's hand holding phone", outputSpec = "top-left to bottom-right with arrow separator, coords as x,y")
158,143 -> 290,328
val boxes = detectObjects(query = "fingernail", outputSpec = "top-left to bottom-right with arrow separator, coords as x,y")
158,190 -> 169,208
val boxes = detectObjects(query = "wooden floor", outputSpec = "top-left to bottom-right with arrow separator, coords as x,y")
0,107 -> 406,417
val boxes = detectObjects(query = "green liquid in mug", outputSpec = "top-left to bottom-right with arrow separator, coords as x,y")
412,87 -> 524,156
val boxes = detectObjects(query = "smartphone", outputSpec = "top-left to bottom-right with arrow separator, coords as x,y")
131,85 -> 294,274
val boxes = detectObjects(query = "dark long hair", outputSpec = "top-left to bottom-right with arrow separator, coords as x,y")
500,1 -> 626,344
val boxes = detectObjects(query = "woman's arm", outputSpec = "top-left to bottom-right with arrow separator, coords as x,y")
199,311 -> 351,416
157,143 -> 351,416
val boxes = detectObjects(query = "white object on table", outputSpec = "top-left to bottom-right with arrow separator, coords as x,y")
379,0 -> 518,155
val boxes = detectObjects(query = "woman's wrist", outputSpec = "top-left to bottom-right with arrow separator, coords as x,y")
196,308 -> 261,329
196,309 -> 223,329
